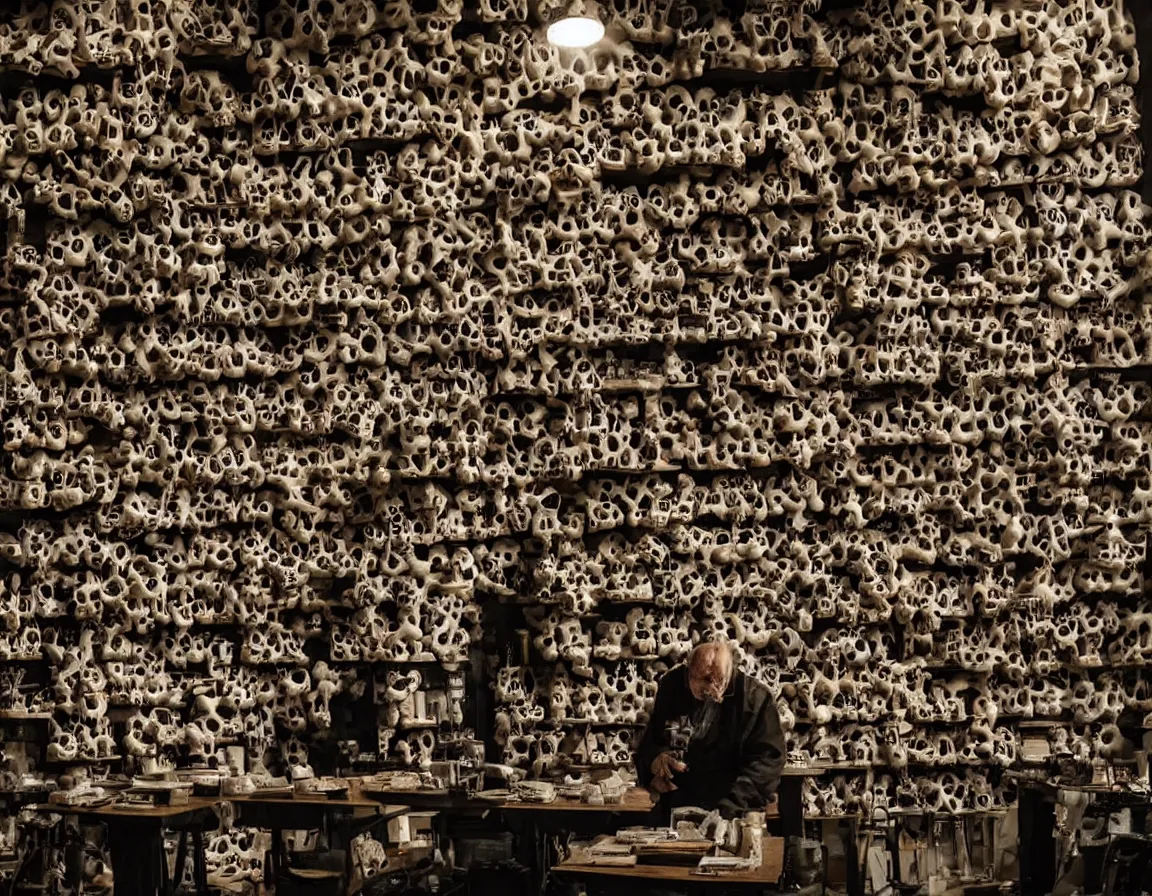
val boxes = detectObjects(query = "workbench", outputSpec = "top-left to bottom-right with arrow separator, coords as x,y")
1014,777 -> 1152,896
496,787 -> 658,894
553,834 -> 785,894
498,786 -> 656,815
231,795 -> 410,887
495,785 -> 785,895
359,787 -> 495,813
35,794 -> 411,896
33,779 -> 799,896
36,797 -> 222,896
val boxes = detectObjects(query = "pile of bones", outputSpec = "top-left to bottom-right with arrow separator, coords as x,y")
0,0 -> 1146,884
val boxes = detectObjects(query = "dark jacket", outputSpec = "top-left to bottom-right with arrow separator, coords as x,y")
634,665 -> 786,819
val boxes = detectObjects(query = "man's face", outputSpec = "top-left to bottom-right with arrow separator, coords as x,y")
688,646 -> 730,702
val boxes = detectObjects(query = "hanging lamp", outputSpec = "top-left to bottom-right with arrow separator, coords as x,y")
545,0 -> 605,48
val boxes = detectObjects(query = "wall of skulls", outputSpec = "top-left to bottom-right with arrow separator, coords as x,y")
0,0 -> 1148,845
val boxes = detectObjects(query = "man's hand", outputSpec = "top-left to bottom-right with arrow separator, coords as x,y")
650,752 -> 687,793
651,751 -> 687,778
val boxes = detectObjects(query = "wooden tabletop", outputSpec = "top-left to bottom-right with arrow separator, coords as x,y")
36,795 -> 409,822
233,793 -> 399,809
35,796 -> 221,820
555,835 -> 784,885
360,788 -> 452,800
500,787 -> 656,814
233,794 -> 410,815
358,786 -> 656,814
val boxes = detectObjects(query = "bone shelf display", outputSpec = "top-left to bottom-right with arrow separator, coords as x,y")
0,0 -> 1147,885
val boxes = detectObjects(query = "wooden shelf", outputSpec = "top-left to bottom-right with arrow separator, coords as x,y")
885,807 -> 1010,817
368,659 -> 471,668
599,375 -> 667,393
789,761 -> 1016,773
551,719 -> 645,728
792,714 -> 1044,727
287,869 -> 342,881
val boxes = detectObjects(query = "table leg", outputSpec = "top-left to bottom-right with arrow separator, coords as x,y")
779,778 -> 804,840
157,834 -> 170,896
1018,786 -> 1056,896
108,823 -> 161,896
842,816 -> 861,896
192,831 -> 209,896
269,826 -> 284,887
63,821 -> 83,892
530,816 -> 544,896
168,830 -> 188,896
508,813 -> 544,896
341,814 -> 352,887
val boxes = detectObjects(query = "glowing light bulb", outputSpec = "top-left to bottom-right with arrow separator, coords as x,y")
546,15 -> 605,48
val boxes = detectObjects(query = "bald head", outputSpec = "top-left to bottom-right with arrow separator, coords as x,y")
687,642 -> 734,702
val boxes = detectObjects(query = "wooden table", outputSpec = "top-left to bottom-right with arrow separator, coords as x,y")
1013,778 -> 1152,896
365,787 -> 516,816
554,835 -> 785,893
232,792 -> 407,812
360,785 -> 657,815
39,797 -> 222,819
494,787 -> 656,896
38,795 -> 410,896
36,797 -> 222,896
232,795 -> 409,886
499,786 -> 656,814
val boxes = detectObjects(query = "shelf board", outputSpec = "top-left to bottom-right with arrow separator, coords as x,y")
790,760 -> 1018,773
368,659 -> 471,668
599,375 -> 666,393
885,807 -> 1009,817
793,714 -> 1050,727
551,719 -> 645,728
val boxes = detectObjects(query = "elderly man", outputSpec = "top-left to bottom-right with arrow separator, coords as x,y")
635,641 -> 786,819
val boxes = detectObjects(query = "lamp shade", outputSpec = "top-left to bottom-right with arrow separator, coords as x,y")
546,14 -> 605,47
